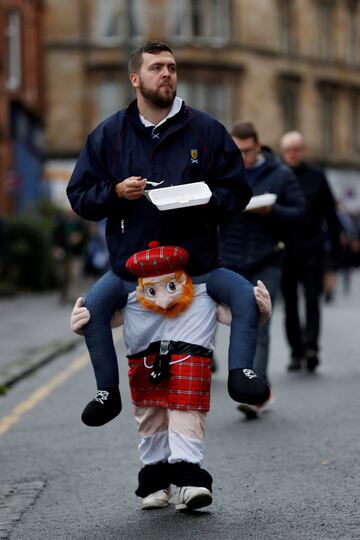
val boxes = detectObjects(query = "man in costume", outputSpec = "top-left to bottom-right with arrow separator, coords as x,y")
71,242 -> 272,511
67,41 -> 269,428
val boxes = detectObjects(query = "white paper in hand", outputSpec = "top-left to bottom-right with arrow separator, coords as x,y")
245,193 -> 277,211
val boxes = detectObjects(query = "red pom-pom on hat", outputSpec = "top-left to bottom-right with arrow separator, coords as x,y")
148,240 -> 160,249
126,242 -> 189,277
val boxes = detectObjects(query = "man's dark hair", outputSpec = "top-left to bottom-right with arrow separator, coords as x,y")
128,42 -> 174,74
231,121 -> 259,142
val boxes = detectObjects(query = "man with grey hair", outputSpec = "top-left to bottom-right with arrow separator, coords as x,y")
280,130 -> 341,372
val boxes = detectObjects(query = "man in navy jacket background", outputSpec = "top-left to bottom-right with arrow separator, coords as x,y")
67,42 -> 270,427
219,121 -> 305,419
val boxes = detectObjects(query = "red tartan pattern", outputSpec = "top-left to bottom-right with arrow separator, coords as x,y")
128,354 -> 211,411
126,245 -> 189,277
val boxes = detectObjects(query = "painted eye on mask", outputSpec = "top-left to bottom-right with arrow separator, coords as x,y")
145,287 -> 156,298
166,281 -> 177,294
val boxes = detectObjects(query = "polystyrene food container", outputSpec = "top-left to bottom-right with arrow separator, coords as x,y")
245,193 -> 277,211
146,182 -> 212,211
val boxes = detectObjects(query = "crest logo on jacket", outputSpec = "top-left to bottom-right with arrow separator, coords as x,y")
190,149 -> 199,164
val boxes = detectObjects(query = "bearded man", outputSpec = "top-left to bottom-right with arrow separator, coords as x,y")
67,41 -> 267,429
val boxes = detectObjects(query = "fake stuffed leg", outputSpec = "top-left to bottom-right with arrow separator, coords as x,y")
207,268 -> 270,405
77,271 -> 128,427
83,270 -> 128,388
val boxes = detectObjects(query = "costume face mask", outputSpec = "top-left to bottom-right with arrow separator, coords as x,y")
136,271 -> 194,317
126,241 -> 194,317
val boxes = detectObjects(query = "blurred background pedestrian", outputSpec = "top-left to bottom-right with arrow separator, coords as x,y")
83,220 -> 109,280
219,122 -> 305,418
53,208 -> 88,304
280,131 -> 342,372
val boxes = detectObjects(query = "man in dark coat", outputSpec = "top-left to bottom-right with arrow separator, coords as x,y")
219,122 -> 305,418
280,131 -> 341,372
67,42 -> 269,428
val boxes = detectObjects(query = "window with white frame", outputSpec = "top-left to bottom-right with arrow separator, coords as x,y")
95,0 -> 145,42
169,0 -> 230,44
177,79 -> 231,126
6,11 -> 22,90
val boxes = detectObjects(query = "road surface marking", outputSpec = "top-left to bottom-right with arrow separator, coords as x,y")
0,354 -> 88,436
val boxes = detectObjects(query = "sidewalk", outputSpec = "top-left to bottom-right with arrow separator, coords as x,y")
0,291 -> 81,390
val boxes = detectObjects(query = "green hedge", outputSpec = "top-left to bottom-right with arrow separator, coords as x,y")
3,215 -> 57,291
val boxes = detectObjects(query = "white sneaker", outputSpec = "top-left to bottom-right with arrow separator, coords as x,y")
142,488 -> 171,510
175,486 -> 212,512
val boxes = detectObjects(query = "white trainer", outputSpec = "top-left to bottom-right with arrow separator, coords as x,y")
142,488 -> 171,510
175,486 -> 212,512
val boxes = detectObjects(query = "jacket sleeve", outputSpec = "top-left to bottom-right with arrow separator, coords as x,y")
270,167 -> 306,225
67,128 -> 125,221
207,126 -> 252,221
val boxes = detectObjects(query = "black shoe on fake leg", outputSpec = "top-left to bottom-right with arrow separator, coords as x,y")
228,368 -> 270,405
81,388 -> 122,426
287,356 -> 302,372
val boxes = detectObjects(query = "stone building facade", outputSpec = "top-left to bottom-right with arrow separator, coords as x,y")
0,0 -> 44,215
44,0 -> 360,207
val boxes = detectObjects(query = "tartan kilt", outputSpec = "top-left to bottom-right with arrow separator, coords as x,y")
128,354 -> 211,411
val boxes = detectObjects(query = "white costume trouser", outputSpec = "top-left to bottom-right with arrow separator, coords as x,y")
134,406 -> 207,466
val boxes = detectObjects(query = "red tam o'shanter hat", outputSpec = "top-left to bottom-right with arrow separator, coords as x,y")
126,241 -> 189,278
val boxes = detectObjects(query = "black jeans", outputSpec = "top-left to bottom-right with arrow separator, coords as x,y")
281,249 -> 324,358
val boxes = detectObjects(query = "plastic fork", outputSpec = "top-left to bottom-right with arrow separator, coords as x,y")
145,180 -> 165,186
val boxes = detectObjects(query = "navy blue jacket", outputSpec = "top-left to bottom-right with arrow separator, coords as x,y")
219,149 -> 306,274
67,100 -> 252,280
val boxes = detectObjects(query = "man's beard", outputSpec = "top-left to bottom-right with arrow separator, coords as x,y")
139,79 -> 176,108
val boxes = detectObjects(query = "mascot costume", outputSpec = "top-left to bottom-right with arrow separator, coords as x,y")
71,242 -> 271,511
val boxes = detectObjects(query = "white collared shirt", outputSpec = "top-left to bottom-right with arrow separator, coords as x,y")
139,96 -> 183,129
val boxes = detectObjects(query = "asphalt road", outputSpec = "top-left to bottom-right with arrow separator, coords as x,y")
0,273 -> 359,539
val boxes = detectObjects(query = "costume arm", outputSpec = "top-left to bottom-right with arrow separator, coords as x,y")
70,297 -> 124,335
